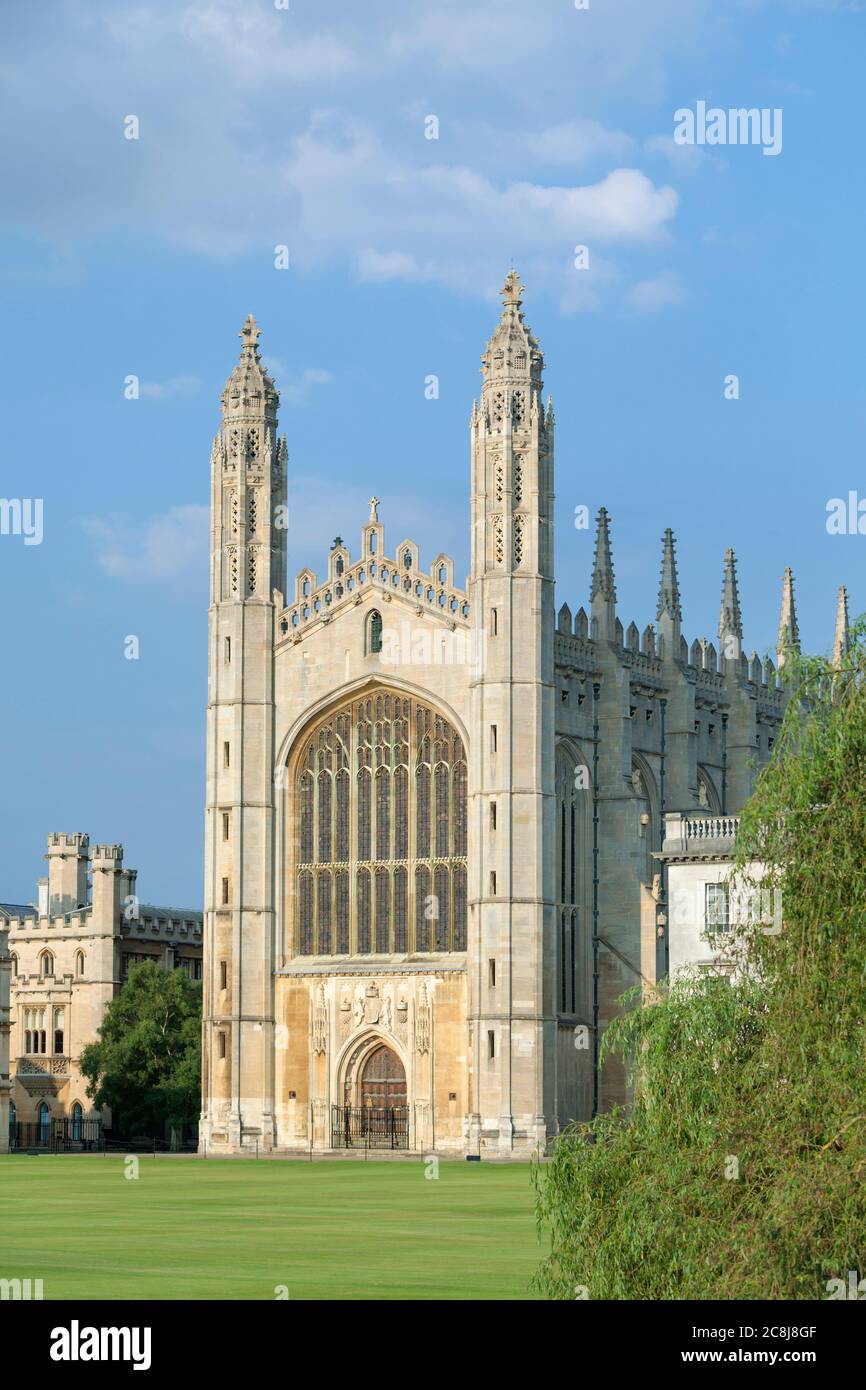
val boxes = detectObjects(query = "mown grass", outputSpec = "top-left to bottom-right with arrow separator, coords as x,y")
0,1154 -> 543,1300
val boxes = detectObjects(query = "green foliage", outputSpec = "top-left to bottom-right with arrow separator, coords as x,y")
80,962 -> 201,1136
534,625 -> 866,1299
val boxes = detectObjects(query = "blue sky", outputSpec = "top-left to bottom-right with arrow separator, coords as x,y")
1,0 -> 864,905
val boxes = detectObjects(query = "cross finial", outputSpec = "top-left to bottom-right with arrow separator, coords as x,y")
239,313 -> 261,352
369,496 -> 379,522
500,269 -> 524,309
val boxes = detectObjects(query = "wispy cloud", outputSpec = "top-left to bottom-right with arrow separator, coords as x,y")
0,0 -> 695,305
82,506 -> 209,581
273,367 -> 332,404
139,375 -> 202,399
626,272 -> 686,313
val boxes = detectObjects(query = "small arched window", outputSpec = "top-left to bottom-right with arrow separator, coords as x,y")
368,610 -> 383,655
71,1102 -> 83,1142
75,950 -> 85,978
40,951 -> 54,978
10,953 -> 17,978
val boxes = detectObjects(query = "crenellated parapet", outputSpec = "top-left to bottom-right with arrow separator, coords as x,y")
279,498 -> 470,642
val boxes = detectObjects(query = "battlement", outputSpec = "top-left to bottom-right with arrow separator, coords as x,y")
279,500 -> 470,642
91,844 -> 123,863
46,832 -> 89,852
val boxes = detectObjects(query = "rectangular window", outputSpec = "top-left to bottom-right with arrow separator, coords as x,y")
487,1030 -> 495,1060
218,1031 -> 226,1060
705,882 -> 730,932
220,959 -> 227,991
224,636 -> 231,663
490,801 -> 497,831
490,724 -> 497,754
489,870 -> 497,896
490,608 -> 498,636
222,877 -> 230,905
222,811 -> 230,840
488,958 -> 496,988
223,741 -> 230,768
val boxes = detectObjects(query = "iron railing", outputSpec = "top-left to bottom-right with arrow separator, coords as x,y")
330,1105 -> 409,1150
11,1118 -> 104,1152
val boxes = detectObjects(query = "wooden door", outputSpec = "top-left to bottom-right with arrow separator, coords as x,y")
359,1044 -> 406,1110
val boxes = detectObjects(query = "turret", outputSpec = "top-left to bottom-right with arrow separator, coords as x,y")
467,270 -> 555,1155
45,833 -> 89,917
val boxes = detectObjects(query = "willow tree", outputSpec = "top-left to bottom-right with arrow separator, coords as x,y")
534,624 -> 866,1300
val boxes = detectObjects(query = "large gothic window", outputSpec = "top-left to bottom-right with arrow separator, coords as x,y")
292,693 -> 467,955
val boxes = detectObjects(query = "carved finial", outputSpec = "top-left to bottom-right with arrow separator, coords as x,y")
369,496 -> 379,523
239,313 -> 261,354
777,566 -> 800,669
500,269 -> 524,309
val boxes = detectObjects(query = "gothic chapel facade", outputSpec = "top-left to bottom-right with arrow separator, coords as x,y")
200,273 -> 802,1157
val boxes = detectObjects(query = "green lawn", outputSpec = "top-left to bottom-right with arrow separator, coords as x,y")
0,1155 -> 544,1300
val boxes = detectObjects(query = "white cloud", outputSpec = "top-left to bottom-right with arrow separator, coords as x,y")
83,506 -> 209,581
285,115 -> 678,295
0,0 -> 696,302
626,272 -> 686,312
645,133 -> 710,172
280,368 -> 333,404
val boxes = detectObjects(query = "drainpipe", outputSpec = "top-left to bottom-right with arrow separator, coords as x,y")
591,681 -> 600,1120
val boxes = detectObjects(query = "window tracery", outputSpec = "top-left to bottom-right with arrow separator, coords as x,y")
292,693 -> 467,955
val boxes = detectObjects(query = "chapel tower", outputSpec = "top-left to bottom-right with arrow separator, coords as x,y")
200,316 -> 287,1152
466,272 -> 556,1154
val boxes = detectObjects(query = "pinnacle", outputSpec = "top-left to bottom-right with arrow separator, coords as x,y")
591,507 -> 616,603
833,584 -> 850,666
718,547 -> 743,642
657,528 -> 681,624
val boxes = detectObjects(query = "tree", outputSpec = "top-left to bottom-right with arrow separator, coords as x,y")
533,625 -> 866,1299
80,961 -> 201,1138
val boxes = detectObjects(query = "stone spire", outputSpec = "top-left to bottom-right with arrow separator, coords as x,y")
832,584 -> 850,666
656,528 -> 682,644
718,549 -> 743,648
777,567 -> 800,669
590,507 -> 616,637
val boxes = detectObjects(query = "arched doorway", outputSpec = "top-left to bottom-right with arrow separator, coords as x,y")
332,1039 -> 409,1150
37,1102 -> 50,1147
360,1044 -> 407,1110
